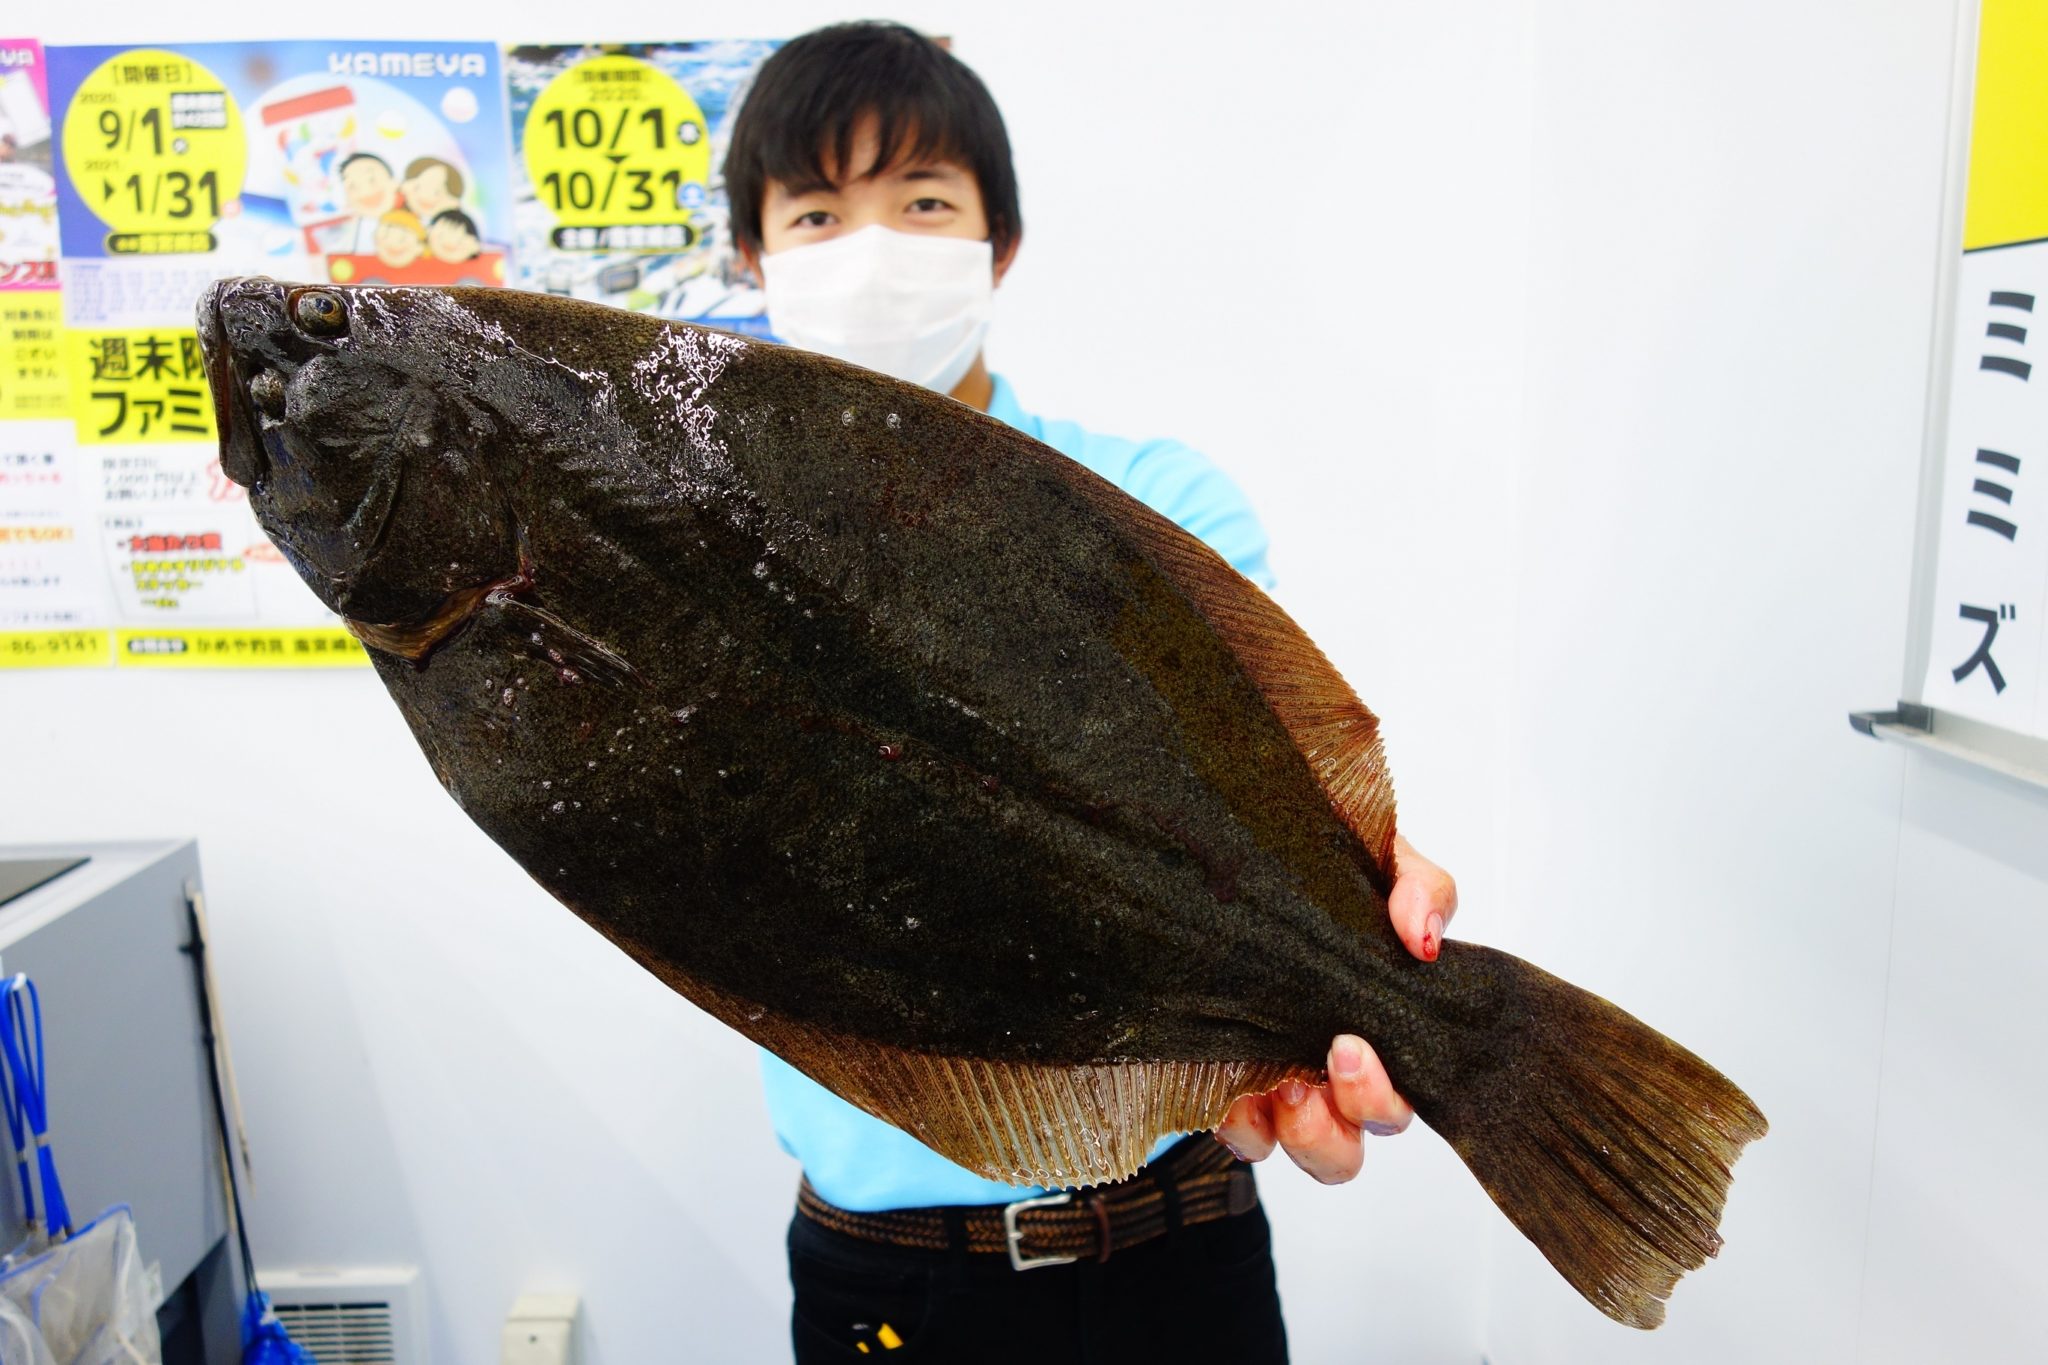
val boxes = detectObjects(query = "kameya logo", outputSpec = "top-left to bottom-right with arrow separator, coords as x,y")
325,51 -> 487,79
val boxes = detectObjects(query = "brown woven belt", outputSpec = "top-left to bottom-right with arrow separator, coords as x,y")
796,1136 -> 1259,1271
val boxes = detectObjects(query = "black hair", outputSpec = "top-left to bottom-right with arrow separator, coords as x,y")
724,22 -> 1021,261
430,208 -> 479,236
339,152 -> 391,176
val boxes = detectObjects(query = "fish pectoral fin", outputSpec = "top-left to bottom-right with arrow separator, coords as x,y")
1062,476 -> 1398,889
491,593 -> 644,691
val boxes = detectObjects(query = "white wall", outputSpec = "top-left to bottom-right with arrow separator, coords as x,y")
1480,1 -> 2048,1362
1854,757 -> 2048,1364
3,4 -> 1532,1363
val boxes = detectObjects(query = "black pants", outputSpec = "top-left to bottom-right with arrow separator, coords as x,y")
787,1181 -> 1289,1363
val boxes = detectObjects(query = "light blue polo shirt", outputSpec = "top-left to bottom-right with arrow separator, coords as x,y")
759,373 -> 1276,1212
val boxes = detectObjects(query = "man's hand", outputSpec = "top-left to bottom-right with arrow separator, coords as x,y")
1213,835 -> 1457,1183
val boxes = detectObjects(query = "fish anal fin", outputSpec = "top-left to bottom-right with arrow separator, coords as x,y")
1066,473 -> 1398,885
795,1038 -> 1312,1188
639,947 -> 1312,1187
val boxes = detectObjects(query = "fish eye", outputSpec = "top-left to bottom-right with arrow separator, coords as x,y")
291,289 -> 349,337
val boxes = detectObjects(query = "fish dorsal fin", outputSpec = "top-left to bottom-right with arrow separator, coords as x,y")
1059,464 -> 1399,887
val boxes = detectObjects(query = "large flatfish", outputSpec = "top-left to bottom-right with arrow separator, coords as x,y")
198,278 -> 1765,1328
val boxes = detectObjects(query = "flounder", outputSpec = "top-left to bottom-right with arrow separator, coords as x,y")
199,278 -> 1765,1328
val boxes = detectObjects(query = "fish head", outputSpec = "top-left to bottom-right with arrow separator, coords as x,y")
197,277 -> 536,631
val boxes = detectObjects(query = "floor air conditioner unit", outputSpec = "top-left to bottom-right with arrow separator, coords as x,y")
260,1265 -> 427,1364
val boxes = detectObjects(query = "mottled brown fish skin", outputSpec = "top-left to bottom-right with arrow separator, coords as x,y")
200,279 -> 1765,1330
200,277 -> 1444,1067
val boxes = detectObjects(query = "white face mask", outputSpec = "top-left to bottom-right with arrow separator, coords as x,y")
761,225 -> 994,395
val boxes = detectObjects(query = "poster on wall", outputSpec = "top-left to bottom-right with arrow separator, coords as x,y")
47,39 -> 514,321
19,39 -> 524,667
0,37 -> 109,668
505,41 -> 777,331
1919,0 -> 2048,740
1,35 -> 789,671
0,37 -> 59,298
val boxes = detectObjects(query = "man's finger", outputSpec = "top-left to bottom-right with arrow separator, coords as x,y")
1326,1034 -> 1414,1136
1215,1093 -> 1277,1162
1390,835 -> 1459,961
1272,1080 -> 1364,1184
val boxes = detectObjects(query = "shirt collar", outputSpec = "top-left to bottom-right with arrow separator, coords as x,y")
986,373 -> 1025,429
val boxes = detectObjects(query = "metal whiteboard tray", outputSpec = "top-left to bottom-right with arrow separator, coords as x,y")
1850,700 -> 2048,790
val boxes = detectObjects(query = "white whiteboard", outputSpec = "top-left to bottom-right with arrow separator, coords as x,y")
1862,0 -> 2048,788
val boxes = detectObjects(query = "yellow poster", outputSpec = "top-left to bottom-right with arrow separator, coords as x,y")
0,629 -> 112,670
1964,0 -> 2048,250
113,626 -> 366,668
66,327 -> 213,445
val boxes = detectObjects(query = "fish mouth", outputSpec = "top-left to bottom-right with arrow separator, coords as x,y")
197,277 -> 281,489
195,277 -> 382,605
194,277 -> 531,633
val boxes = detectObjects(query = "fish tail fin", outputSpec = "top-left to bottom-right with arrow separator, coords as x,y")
1416,947 -> 1767,1330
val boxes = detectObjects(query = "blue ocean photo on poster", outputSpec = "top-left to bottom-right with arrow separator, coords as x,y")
46,40 -> 514,324
506,40 -> 779,333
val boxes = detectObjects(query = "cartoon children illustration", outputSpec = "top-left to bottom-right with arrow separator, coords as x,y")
375,209 -> 426,269
426,208 -> 482,264
402,156 -> 465,221
340,152 -> 401,252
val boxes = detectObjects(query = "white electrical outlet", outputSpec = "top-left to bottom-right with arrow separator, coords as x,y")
501,1292 -> 580,1365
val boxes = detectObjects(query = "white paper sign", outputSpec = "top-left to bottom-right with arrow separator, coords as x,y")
1921,242 -> 2048,738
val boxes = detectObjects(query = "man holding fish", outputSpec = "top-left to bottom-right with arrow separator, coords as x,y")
200,18 -> 1759,1361
728,23 -> 1458,1360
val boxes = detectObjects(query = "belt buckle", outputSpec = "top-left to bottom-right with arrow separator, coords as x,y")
1002,1192 -> 1077,1271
